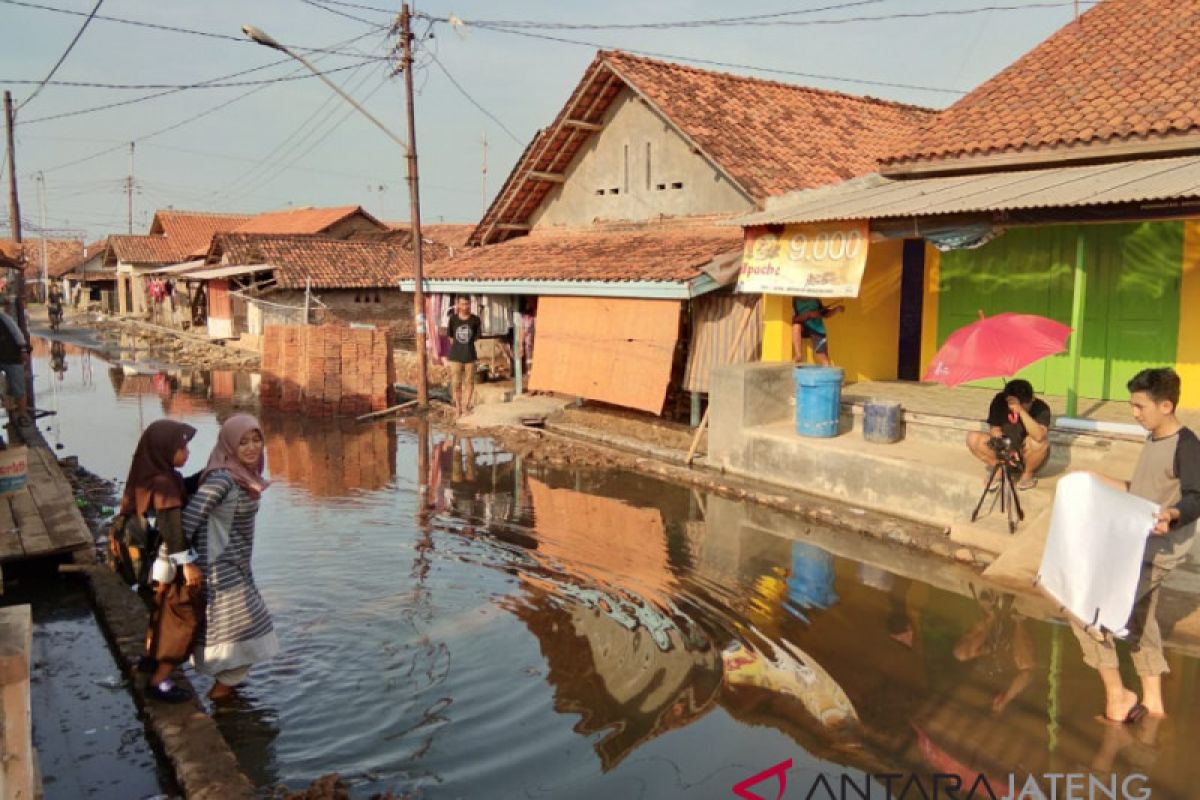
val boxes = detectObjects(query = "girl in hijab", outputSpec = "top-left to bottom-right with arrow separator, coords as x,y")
183,413 -> 278,701
119,419 -> 201,703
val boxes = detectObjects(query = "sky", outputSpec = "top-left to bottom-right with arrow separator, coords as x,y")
0,0 -> 1097,240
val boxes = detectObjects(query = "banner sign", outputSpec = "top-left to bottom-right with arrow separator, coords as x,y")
736,221 -> 870,297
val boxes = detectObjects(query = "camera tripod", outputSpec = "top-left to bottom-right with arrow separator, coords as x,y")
971,455 -> 1025,533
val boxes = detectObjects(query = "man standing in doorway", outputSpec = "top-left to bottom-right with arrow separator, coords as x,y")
443,296 -> 481,418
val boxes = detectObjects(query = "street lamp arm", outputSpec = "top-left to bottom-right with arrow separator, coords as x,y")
242,23 -> 409,154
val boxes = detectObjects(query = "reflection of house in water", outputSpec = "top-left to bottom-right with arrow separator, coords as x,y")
506,475 -> 722,770
262,415 -> 396,497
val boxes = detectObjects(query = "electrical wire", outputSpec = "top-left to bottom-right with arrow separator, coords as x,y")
299,0 -> 393,27
441,1 -> 1092,30
468,23 -> 966,94
16,0 -> 104,111
306,0 -> 396,15
2,70 -> 394,91
426,51 -> 522,145
25,28 -> 386,176
0,0 -> 382,55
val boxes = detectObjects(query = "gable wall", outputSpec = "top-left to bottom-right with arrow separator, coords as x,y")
528,88 -> 754,228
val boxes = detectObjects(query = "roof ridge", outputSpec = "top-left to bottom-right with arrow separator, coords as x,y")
600,49 -> 935,114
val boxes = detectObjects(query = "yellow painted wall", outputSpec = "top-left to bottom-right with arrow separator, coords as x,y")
758,239 -> 906,382
1178,221 -> 1200,409
919,243 -> 941,377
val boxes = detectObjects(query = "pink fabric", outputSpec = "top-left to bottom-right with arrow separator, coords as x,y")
923,312 -> 1071,387
202,413 -> 270,497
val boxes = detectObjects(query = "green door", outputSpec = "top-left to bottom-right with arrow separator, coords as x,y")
937,222 -> 1182,402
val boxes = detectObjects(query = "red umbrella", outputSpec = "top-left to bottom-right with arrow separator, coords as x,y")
923,312 -> 1071,387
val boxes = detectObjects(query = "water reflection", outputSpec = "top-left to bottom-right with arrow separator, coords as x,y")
28,337 -> 1200,799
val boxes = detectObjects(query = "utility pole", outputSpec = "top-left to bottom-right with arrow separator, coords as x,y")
4,91 -> 34,412
36,172 -> 48,302
126,141 -> 135,234
400,3 -> 429,410
481,131 -> 488,219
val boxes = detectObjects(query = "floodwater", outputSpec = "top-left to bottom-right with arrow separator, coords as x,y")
28,334 -> 1200,799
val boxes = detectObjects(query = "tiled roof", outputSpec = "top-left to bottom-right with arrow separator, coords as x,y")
0,240 -> 21,270
409,223 -> 476,250
149,210 -> 254,259
209,233 -> 414,290
887,0 -> 1200,167
1,237 -> 83,275
471,50 -> 933,245
232,205 -> 377,236
427,225 -> 742,283
108,235 -> 181,264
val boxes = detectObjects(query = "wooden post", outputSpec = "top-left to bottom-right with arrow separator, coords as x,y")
1067,230 -> 1087,418
513,300 -> 523,396
685,302 -> 756,465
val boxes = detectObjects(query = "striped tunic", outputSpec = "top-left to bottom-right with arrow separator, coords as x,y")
182,470 -> 278,676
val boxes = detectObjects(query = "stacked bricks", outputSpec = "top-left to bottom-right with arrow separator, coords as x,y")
263,415 -> 396,496
260,324 -> 394,417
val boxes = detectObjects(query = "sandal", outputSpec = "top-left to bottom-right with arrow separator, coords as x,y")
146,680 -> 192,704
1017,477 -> 1038,491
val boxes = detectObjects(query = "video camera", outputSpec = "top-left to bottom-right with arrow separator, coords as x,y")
987,436 -> 1023,469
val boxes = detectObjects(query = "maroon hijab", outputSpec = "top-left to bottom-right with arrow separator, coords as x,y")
120,419 -> 196,517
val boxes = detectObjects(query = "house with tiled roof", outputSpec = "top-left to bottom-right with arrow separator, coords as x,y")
403,50 -> 933,416
0,237 -> 84,299
224,205 -> 386,246
179,233 -> 415,343
738,0 -> 1200,410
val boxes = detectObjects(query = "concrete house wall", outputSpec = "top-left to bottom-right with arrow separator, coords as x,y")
527,88 -> 753,228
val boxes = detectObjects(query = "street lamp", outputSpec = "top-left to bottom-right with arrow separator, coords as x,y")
243,19 -> 430,409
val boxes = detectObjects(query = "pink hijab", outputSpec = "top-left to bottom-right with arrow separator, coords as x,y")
203,413 -> 270,498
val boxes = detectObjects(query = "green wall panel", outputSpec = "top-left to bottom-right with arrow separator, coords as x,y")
937,222 -> 1182,402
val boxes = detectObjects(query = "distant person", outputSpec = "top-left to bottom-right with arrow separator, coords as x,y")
966,379 -> 1051,490
442,295 -> 481,417
183,414 -> 278,702
115,419 -> 202,703
1074,368 -> 1200,722
0,297 -> 31,424
791,296 -> 844,366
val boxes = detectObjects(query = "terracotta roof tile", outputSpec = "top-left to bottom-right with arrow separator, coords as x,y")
888,0 -> 1200,165
472,51 -> 933,245
149,210 -> 254,260
107,235 -> 181,265
232,206 -> 373,236
0,238 -> 84,275
428,225 -> 742,284
209,234 -> 413,290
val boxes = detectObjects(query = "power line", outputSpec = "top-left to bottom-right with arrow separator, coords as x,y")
468,23 -> 967,95
2,68 -> 396,91
426,51 -> 522,145
299,0 -> 394,27
25,29 -> 385,176
459,0 -> 887,30
16,0 -> 104,111
444,1 -> 1091,30
305,0 -> 396,14
0,0 -> 383,55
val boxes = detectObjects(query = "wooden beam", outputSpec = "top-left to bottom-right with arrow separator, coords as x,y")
0,604 -> 33,800
496,223 -> 532,232
527,171 -> 566,183
563,119 -> 602,132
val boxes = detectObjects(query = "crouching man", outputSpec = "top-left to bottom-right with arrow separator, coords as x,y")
966,379 -> 1052,490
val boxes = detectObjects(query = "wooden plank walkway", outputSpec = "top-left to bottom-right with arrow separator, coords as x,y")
0,444 -> 92,565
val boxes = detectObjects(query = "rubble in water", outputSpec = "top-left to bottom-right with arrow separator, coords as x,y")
87,318 -> 261,370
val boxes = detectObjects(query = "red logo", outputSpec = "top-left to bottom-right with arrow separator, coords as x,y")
732,759 -> 792,800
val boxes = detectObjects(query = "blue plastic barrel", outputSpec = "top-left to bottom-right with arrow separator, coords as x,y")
794,366 -> 844,438
863,400 -> 903,443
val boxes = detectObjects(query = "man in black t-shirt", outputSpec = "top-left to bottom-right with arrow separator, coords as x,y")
441,295 -> 481,417
965,379 -> 1052,490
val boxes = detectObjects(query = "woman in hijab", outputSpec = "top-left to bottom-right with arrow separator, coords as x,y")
183,413 -> 278,701
119,419 -> 201,703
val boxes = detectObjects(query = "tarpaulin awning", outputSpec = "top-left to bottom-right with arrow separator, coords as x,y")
528,297 -> 680,414
683,293 -> 762,394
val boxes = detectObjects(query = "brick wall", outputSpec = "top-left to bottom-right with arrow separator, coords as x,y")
261,324 -> 395,416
